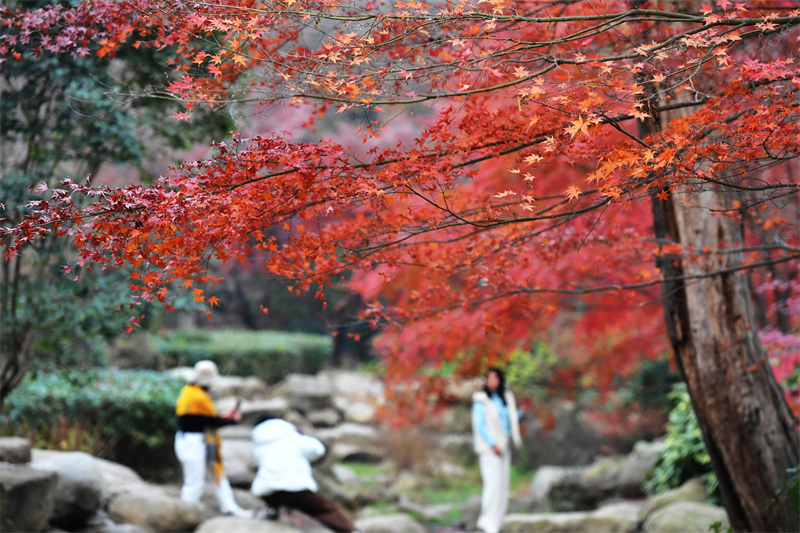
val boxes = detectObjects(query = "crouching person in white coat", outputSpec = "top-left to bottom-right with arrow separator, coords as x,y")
250,416 -> 360,533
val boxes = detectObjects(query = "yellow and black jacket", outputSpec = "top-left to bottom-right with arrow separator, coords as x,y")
175,384 -> 234,482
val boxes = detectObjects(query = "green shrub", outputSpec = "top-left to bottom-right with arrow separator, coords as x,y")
148,329 -> 334,383
1,369 -> 184,481
644,384 -> 719,501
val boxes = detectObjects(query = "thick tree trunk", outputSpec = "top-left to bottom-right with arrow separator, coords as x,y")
652,187 -> 800,531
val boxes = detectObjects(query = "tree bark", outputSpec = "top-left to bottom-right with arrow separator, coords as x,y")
652,186 -> 799,531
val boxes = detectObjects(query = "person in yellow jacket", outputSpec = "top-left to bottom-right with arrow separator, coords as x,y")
175,360 -> 251,517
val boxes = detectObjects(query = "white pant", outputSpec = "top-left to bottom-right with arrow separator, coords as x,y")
476,450 -> 511,533
174,431 -> 247,515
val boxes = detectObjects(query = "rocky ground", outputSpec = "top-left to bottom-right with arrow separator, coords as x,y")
0,370 -> 731,533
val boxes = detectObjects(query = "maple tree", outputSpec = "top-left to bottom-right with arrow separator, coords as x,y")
0,0 -> 233,406
2,0 -> 800,529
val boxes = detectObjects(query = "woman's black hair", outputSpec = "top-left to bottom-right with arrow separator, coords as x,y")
484,366 -> 507,405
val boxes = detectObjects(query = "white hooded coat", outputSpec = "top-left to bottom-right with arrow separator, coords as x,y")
250,418 -> 326,496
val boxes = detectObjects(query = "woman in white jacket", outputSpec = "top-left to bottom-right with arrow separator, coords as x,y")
471,367 -> 522,533
250,416 -> 359,533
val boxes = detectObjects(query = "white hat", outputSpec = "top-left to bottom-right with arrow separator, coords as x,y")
193,360 -> 219,387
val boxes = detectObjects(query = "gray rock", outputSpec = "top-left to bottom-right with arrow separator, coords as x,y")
307,408 -> 342,428
639,477 -> 708,521
343,401 -> 376,424
240,398 -> 290,426
31,451 -> 105,528
397,494 -> 457,522
72,510 -> 152,533
547,455 -> 630,511
219,438 -> 257,488
508,491 -> 539,513
355,513 -> 427,533
643,501 -> 729,533
218,425 -> 255,440
0,462 -> 58,533
0,437 -> 32,464
161,483 -> 261,517
503,510 -> 638,533
618,440 -> 664,498
272,373 -> 334,413
283,410 -> 314,435
195,516 -> 300,533
32,449 -> 147,501
108,489 -> 204,532
331,464 -> 362,486
459,494 -> 482,530
210,376 -> 268,400
323,370 -> 384,402
316,423 -> 379,447
433,460 -> 469,479
330,442 -> 384,463
530,465 -> 583,503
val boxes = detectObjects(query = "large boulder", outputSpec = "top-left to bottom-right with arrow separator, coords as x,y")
315,422 -> 379,448
209,376 -> 268,400
161,483 -> 262,522
272,373 -> 334,413
355,513 -> 427,533
0,462 -> 58,533
504,501 -> 643,533
342,401 -> 377,424
323,370 -> 384,403
307,407 -> 342,428
0,437 -> 32,464
546,448 -> 660,512
639,477 -> 708,521
331,464 -> 362,487
643,501 -> 729,533
617,440 -> 664,498
195,516 -> 300,533
530,465 -> 583,504
315,423 -> 384,463
32,449 -> 148,501
458,494 -> 483,531
72,511 -> 152,533
219,438 -> 258,488
238,397 -> 290,426
108,490 -> 204,532
30,451 -> 105,529
547,457 -> 626,512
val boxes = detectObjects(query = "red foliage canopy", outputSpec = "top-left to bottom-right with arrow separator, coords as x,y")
2,1 -> 798,408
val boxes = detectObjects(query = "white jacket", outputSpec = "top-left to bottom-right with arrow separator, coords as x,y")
472,390 -> 523,455
250,419 -> 326,496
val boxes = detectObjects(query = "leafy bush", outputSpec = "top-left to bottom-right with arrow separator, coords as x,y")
644,384 -> 719,501
148,329 -> 334,383
1,369 -> 184,481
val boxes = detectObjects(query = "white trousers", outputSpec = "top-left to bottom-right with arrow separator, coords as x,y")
476,450 -> 511,533
174,431 -> 247,515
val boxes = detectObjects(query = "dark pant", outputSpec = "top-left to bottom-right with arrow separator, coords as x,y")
263,489 -> 355,533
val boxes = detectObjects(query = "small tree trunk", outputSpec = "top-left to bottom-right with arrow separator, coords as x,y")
652,186 -> 800,531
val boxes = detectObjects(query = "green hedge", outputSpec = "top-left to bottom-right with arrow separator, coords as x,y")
1,369 -> 184,481
149,329 -> 334,383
